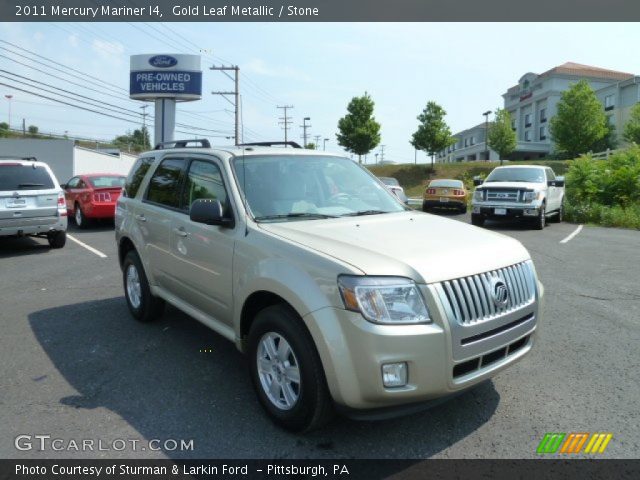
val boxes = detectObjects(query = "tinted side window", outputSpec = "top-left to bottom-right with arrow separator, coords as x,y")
546,168 -> 556,181
124,157 -> 154,198
66,177 -> 80,188
181,160 -> 229,213
145,158 -> 186,208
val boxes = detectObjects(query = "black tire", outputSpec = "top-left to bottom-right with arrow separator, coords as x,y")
122,250 -> 164,323
550,201 -> 564,223
248,304 -> 334,432
74,203 -> 89,229
460,205 -> 468,214
533,204 -> 546,230
471,213 -> 484,226
47,231 -> 66,249
422,202 -> 430,213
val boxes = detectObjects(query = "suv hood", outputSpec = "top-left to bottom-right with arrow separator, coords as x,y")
259,211 -> 531,284
479,181 -> 544,190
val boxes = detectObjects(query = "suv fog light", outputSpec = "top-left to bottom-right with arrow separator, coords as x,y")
524,209 -> 538,216
472,206 -> 480,214
382,362 -> 408,388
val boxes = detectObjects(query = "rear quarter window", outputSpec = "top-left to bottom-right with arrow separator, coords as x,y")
0,164 -> 55,190
124,157 -> 154,198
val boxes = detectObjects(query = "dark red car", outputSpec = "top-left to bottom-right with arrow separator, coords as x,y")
63,174 -> 125,228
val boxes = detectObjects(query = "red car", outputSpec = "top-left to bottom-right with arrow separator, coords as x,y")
63,174 -> 125,228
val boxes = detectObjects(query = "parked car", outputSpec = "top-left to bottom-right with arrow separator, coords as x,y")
63,174 -> 125,228
0,157 -> 67,248
423,179 -> 468,213
378,176 -> 409,204
471,165 -> 564,229
116,141 -> 543,431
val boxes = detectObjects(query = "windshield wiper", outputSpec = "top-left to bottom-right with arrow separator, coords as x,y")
340,209 -> 389,217
18,183 -> 45,187
255,212 -> 339,221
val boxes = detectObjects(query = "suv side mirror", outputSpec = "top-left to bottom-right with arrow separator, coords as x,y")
473,177 -> 483,186
60,184 -> 67,189
190,199 -> 233,227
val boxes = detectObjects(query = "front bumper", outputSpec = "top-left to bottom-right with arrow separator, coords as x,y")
302,280 -> 543,410
472,202 -> 541,218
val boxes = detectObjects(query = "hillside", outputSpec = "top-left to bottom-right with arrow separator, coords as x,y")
368,160 -> 569,198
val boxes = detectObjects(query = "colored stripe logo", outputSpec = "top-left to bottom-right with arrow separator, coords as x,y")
537,433 -> 612,454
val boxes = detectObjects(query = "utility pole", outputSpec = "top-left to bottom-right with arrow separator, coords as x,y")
211,65 -> 240,145
277,105 -> 293,146
22,118 -> 25,136
314,135 -> 321,150
301,117 -> 311,148
140,104 -> 149,148
379,145 -> 386,164
375,153 -> 379,164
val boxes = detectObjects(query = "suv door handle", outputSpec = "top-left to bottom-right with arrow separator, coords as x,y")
173,227 -> 189,237
135,214 -> 146,222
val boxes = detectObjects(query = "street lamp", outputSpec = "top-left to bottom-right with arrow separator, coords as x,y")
5,94 -> 13,128
375,153 -> 379,164
302,117 -> 310,148
483,110 -> 492,162
323,138 -> 329,151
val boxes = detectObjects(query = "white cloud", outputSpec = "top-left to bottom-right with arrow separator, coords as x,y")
68,33 -> 79,48
91,39 -> 125,59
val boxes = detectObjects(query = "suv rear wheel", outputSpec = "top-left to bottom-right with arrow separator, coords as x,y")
248,304 -> 333,432
47,231 -> 66,249
122,250 -> 164,322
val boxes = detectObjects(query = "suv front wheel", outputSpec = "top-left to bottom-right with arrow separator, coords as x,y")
122,250 -> 165,322
533,204 -> 546,230
248,304 -> 333,432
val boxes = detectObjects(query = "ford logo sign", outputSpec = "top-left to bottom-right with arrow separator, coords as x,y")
148,55 -> 178,68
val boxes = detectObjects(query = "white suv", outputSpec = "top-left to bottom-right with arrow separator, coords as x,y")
471,165 -> 565,230
0,157 -> 67,248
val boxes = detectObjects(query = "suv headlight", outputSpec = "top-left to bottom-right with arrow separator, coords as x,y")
338,276 -> 431,324
473,190 -> 484,202
523,191 -> 542,202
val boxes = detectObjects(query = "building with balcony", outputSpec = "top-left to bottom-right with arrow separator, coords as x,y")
439,62 -> 640,162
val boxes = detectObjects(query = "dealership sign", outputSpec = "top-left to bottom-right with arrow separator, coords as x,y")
130,54 -> 202,101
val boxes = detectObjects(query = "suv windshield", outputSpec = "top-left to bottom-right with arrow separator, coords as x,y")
0,164 -> 55,190
233,155 -> 407,221
485,167 -> 545,183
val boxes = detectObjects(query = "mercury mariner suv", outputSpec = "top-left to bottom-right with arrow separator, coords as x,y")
471,165 -> 565,230
115,140 -> 544,431
0,157 -> 67,248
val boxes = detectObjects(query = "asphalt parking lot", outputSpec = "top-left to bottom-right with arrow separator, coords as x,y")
1,213 -> 639,460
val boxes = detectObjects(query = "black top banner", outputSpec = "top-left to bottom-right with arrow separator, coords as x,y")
2,0 -> 640,21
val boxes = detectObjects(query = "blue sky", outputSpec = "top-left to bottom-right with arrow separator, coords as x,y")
1,22 -> 640,164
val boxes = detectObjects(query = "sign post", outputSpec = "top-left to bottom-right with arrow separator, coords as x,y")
129,54 -> 202,146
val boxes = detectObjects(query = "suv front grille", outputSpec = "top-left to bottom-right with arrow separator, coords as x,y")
439,261 -> 536,325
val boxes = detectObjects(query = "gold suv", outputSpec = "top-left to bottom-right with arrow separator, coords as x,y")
115,141 -> 543,431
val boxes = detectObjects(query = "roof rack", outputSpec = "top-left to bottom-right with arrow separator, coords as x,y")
238,141 -> 302,149
154,139 -> 211,150
0,156 -> 37,161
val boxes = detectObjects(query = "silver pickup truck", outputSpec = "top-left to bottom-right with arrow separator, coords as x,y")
471,165 -> 565,230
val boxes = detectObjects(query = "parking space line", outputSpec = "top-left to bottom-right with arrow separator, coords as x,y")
560,225 -> 583,244
67,234 -> 108,258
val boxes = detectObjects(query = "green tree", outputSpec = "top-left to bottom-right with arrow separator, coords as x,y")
27,125 -> 39,137
549,80 -> 608,159
623,102 -> 640,145
410,101 -> 455,170
487,109 -> 517,164
305,142 -> 316,150
336,92 -> 381,163
593,122 -> 618,152
112,126 -> 151,152
0,122 -> 8,138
